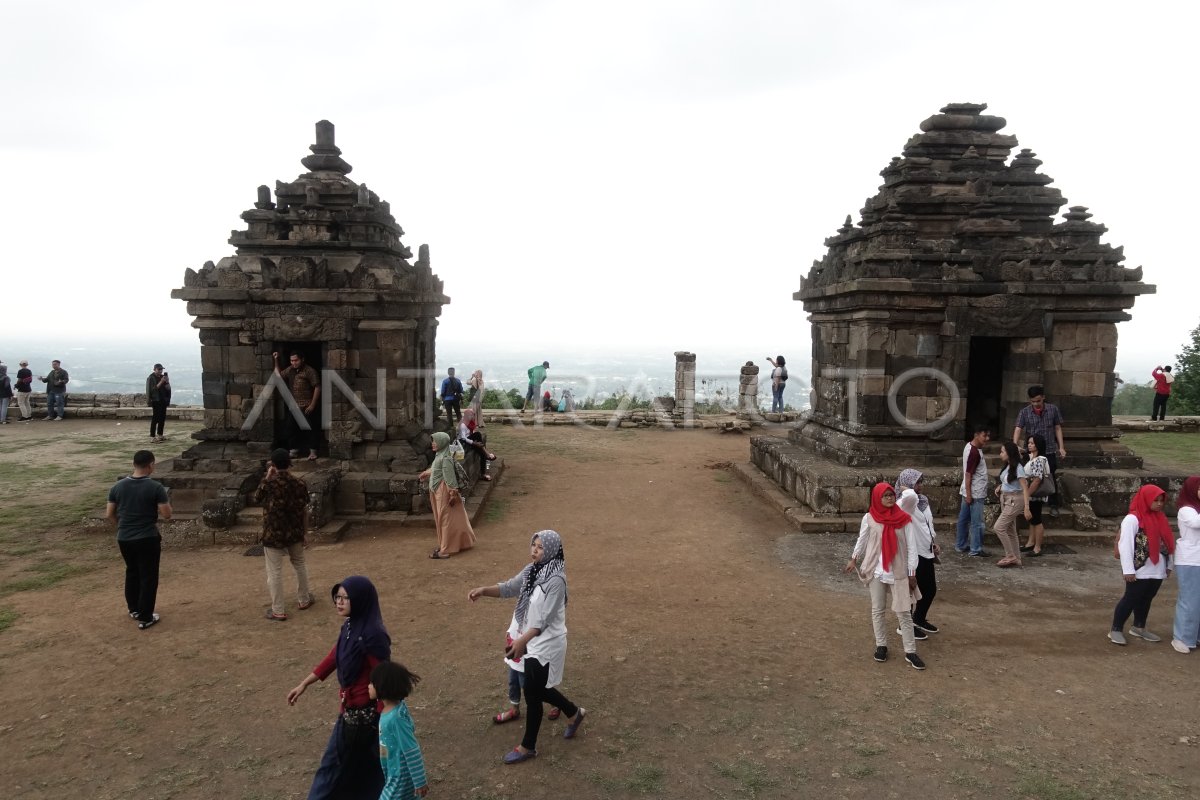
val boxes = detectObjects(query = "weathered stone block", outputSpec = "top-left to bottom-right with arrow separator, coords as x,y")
202,497 -> 241,529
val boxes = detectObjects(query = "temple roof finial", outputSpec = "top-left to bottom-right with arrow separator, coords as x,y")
301,119 -> 353,175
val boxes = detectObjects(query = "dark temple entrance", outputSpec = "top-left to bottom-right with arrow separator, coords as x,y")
273,341 -> 324,456
966,336 -> 1008,440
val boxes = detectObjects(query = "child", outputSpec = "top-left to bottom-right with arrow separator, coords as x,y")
845,483 -> 926,670
370,661 -> 429,799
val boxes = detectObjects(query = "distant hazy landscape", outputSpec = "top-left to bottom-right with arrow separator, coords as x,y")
2,339 -> 801,411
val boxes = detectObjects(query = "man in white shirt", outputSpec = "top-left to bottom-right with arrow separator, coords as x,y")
955,426 -> 990,556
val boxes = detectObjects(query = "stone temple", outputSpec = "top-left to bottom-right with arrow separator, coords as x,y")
163,121 -> 449,528
751,102 -> 1168,524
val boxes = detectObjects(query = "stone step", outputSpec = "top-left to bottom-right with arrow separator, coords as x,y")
731,460 -> 1121,545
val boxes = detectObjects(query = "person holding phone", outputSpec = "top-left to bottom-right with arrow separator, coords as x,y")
146,363 -> 171,442
468,530 -> 587,764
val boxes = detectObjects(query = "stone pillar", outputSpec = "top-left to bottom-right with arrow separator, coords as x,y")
739,361 -> 760,413
674,351 -> 696,418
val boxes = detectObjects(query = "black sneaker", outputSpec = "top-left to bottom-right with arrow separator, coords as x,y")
138,614 -> 161,630
897,625 -> 928,640
967,550 -> 989,557
873,646 -> 888,662
905,652 -> 926,670
914,621 -> 939,634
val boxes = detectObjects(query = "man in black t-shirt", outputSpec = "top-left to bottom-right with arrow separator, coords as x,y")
106,450 -> 172,629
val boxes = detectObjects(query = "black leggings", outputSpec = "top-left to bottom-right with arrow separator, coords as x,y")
913,556 -> 937,626
521,657 -> 578,751
1112,578 -> 1163,630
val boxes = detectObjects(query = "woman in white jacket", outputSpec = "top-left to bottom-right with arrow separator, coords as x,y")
845,483 -> 926,670
468,530 -> 587,763
1109,485 -> 1175,646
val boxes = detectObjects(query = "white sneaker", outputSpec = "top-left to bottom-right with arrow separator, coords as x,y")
1171,639 -> 1191,654
1128,627 -> 1161,643
1109,630 -> 1127,646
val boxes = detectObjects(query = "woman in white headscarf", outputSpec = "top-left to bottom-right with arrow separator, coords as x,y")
468,530 -> 587,764
896,468 -> 940,636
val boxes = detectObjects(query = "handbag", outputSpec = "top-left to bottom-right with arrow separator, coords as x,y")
1030,458 -> 1055,499
453,458 -> 471,497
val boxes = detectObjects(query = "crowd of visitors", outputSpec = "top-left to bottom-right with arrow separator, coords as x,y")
88,360 -> 1196,795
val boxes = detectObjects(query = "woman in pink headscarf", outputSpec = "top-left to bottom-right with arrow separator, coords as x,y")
844,483 -> 925,670
1109,484 -> 1175,646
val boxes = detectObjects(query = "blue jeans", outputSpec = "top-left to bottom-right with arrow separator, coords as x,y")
955,496 -> 985,553
507,665 -> 525,705
771,385 -> 785,413
1174,564 -> 1200,647
47,391 -> 65,418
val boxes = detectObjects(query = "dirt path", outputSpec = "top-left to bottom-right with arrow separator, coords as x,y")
0,423 -> 1197,799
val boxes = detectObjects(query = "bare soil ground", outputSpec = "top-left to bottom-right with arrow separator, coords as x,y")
1,420 -> 1198,800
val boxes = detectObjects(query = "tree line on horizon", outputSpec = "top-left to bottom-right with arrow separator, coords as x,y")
1112,320 -> 1200,416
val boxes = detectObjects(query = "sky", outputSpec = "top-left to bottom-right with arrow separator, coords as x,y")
2,0 -> 1196,381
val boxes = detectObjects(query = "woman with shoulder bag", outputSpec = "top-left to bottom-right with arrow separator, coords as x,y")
1020,434 -> 1052,557
1109,485 -> 1175,646
420,432 -> 476,559
287,576 -> 391,799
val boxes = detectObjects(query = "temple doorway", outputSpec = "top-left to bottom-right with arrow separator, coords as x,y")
965,336 -> 1008,441
273,341 -> 324,456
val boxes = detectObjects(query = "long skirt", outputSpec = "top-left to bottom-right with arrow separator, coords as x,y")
431,482 -> 476,556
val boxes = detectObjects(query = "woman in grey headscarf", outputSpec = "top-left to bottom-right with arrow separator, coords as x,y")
419,431 -> 476,559
896,468 -> 940,635
468,530 -> 587,764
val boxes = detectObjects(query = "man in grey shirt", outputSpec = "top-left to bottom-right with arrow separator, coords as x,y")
106,450 -> 172,629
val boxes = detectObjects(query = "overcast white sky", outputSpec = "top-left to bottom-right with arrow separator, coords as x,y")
2,0 -> 1196,379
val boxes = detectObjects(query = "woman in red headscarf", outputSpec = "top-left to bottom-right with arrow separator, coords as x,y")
844,483 -> 925,670
1109,484 -> 1176,646
1170,476 -> 1200,653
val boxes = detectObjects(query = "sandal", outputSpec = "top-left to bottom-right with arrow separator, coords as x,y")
494,707 -> 520,724
429,551 -> 449,560
503,747 -> 537,764
265,611 -> 288,621
487,453 -> 498,461
548,707 -> 561,720
563,707 -> 587,739
297,596 -> 314,611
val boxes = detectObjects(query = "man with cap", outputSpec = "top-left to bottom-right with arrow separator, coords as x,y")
522,360 -> 551,412
39,359 -> 69,420
146,363 -> 172,442
14,360 -> 33,421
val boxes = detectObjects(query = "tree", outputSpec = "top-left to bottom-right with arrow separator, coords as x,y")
1111,383 -> 1156,416
1172,320 -> 1200,415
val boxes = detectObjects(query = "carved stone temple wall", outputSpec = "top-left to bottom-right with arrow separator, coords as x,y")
751,103 -> 1179,524
162,121 -> 449,527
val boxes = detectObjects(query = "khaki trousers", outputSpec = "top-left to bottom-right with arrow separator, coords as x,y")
994,493 -> 1024,563
16,392 -> 31,419
868,577 -> 917,653
264,542 -> 311,616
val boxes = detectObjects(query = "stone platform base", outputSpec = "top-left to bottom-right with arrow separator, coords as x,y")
748,434 -> 1188,530
159,461 -> 502,547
